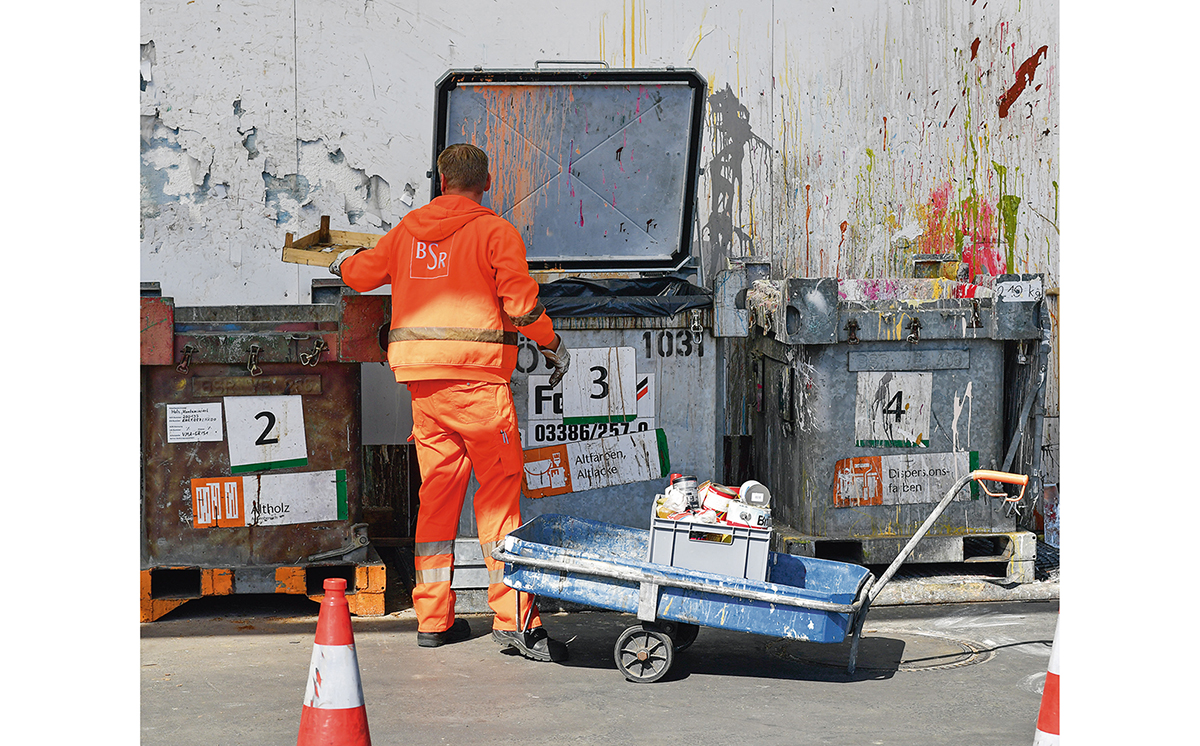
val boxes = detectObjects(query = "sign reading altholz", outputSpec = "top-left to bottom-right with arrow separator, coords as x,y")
191,470 -> 347,528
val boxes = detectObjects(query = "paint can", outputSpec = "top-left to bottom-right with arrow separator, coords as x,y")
725,502 -> 771,529
701,489 -> 734,514
670,474 -> 700,509
739,480 -> 772,508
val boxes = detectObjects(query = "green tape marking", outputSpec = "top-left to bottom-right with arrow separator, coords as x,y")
336,469 -> 348,520
655,428 -> 670,476
969,451 -> 980,499
563,414 -> 639,425
230,457 -> 309,475
854,439 -> 929,449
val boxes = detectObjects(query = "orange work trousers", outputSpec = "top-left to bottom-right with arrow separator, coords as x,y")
407,380 -> 540,634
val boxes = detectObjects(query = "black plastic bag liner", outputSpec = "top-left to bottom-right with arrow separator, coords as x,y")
538,277 -> 712,318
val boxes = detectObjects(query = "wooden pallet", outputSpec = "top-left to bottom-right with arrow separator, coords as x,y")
773,529 -> 1037,585
281,215 -> 384,267
140,562 -> 386,622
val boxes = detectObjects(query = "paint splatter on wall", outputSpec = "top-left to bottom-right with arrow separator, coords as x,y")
141,0 -> 1057,300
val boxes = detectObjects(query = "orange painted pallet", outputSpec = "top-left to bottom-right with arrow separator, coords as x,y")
140,563 -> 386,622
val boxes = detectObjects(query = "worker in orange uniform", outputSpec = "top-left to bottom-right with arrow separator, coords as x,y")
330,143 -> 570,662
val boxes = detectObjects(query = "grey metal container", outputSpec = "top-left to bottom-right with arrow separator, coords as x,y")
714,273 -> 1046,576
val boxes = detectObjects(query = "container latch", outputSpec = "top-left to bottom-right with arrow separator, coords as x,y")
906,317 -> 921,344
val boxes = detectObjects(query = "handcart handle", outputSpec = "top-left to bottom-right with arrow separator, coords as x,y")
973,470 -> 1028,503
868,469 -> 1027,603
972,470 -> 1028,486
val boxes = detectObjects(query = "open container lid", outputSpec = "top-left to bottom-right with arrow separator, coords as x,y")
433,65 -> 708,275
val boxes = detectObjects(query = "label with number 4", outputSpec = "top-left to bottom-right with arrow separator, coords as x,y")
854,372 -> 932,448
223,395 -> 309,473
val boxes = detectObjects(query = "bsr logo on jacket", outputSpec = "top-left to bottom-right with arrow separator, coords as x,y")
410,237 -> 451,279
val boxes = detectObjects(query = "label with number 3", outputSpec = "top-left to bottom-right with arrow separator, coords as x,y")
560,347 -> 638,425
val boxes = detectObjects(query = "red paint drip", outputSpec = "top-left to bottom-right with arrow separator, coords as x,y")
998,45 -> 1048,118
579,200 -> 584,227
971,38 -> 981,61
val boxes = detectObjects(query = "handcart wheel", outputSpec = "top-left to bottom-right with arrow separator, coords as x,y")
614,625 -> 674,683
653,620 -> 700,652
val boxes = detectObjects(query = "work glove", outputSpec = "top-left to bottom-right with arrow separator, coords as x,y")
540,334 -> 571,388
328,248 -> 363,277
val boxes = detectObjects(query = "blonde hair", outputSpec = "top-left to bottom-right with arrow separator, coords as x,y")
437,143 -> 489,191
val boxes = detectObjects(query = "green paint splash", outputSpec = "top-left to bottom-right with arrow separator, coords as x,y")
993,161 -> 1020,273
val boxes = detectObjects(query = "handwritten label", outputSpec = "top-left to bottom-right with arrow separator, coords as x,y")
167,403 -> 224,443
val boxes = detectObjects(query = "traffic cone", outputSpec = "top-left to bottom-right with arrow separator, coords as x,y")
1033,615 -> 1060,745
298,578 -> 371,746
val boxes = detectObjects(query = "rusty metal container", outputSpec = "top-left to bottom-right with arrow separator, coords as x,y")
139,281 -> 393,621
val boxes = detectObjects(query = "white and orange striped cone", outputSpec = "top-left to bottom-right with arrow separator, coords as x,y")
1033,615 -> 1060,745
298,578 -> 371,746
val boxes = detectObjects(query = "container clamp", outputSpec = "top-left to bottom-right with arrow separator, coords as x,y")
844,318 -> 860,345
906,316 -> 921,344
300,339 -> 328,367
176,344 -> 197,374
689,309 -> 704,348
247,344 -> 263,377
306,523 -> 372,563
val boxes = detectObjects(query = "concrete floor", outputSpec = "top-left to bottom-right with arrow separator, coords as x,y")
142,595 -> 1058,746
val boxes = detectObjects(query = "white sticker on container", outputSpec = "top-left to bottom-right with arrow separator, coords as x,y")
223,395 -> 308,473
854,372 -> 932,448
191,470 -> 346,528
166,402 -> 224,443
559,346 -> 639,425
995,276 -> 1044,303
526,372 -> 655,447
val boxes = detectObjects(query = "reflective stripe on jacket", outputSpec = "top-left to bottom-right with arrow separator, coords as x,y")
339,194 -> 555,383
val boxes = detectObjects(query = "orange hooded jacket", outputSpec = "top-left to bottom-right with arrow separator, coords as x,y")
339,195 -> 556,383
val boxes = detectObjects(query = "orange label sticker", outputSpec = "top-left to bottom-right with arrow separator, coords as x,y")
833,457 -> 883,507
522,445 -> 572,498
191,477 -> 247,528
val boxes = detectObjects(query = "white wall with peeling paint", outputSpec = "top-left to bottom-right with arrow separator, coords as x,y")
141,0 -> 1056,302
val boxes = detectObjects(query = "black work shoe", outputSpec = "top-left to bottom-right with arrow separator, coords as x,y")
492,626 -> 569,662
417,618 -> 471,648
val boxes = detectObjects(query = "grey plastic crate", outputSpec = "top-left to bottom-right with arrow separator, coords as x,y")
647,517 -> 771,581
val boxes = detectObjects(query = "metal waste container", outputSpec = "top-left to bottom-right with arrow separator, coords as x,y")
139,281 -> 391,621
427,65 -> 721,608
719,273 -> 1047,583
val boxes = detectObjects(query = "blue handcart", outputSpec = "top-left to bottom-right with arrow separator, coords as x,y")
492,470 -> 1028,682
